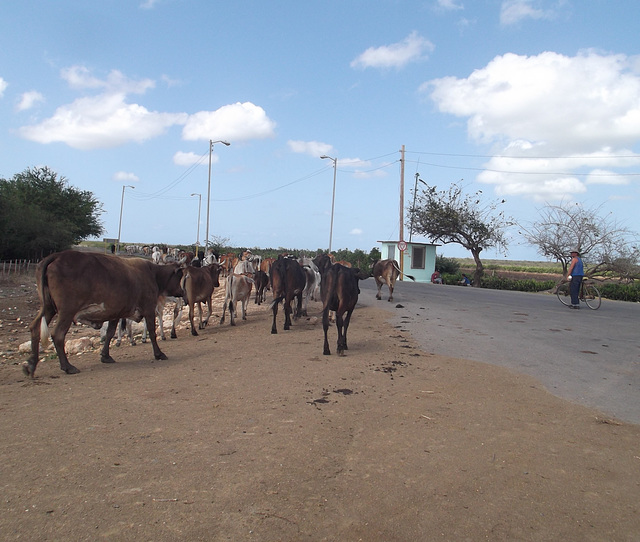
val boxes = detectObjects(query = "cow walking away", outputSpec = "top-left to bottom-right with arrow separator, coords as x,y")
313,254 -> 369,355
372,259 -> 415,302
269,256 -> 306,334
25,251 -> 184,377
180,263 -> 222,336
220,273 -> 254,326
254,270 -> 269,305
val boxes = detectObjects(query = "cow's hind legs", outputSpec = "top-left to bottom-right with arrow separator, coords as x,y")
100,319 -> 118,364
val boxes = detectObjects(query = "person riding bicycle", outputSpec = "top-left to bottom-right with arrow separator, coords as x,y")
566,248 -> 584,309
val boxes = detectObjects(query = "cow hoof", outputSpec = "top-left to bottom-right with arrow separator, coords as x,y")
170,332 -> 177,339
323,349 -> 331,355
101,356 -> 116,364
155,353 -> 168,361
22,363 -> 35,378
65,365 -> 81,374
191,329 -> 199,337
271,329 -> 277,335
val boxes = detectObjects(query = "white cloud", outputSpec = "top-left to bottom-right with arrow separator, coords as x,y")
17,91 -> 44,111
113,171 -> 139,183
500,0 -> 551,25
350,228 -> 363,235
351,31 -> 434,70
0,77 -> 7,98
173,150 -> 212,167
585,169 -> 630,186
18,67 -> 274,150
437,0 -> 464,10
287,140 -> 334,157
424,51 -> 640,200
19,93 -> 186,149
182,102 -> 276,142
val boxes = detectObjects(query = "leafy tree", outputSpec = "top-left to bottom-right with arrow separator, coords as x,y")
521,201 -> 640,280
407,182 -> 512,286
0,167 -> 104,259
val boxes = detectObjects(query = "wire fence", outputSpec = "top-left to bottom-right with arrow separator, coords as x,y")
0,259 -> 37,277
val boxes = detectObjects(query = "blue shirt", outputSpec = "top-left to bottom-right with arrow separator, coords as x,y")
572,257 -> 584,276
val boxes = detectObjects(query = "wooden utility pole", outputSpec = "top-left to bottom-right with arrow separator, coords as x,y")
399,145 -> 405,242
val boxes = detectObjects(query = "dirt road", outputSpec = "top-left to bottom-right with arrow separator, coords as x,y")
1,277 -> 639,541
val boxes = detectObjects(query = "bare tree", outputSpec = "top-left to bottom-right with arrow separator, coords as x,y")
407,182 -> 512,286
521,202 -> 640,281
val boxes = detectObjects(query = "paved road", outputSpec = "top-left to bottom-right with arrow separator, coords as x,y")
358,279 -> 640,425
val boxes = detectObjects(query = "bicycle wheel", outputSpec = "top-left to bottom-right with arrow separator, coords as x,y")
583,284 -> 601,310
556,283 -> 571,306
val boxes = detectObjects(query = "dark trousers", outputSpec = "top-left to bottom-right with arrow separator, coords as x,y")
570,275 -> 583,306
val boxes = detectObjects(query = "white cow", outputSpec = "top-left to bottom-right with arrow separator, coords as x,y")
220,274 -> 254,326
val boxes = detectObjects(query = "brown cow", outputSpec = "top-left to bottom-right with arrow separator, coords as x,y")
180,263 -> 222,336
269,256 -> 306,334
24,251 -> 184,377
313,253 -> 369,355
372,259 -> 415,302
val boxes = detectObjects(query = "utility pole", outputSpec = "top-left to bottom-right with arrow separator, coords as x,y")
399,145 -> 405,276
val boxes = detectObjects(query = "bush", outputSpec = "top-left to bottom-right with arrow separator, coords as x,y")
479,276 -> 556,292
436,255 -> 460,275
598,282 -> 640,302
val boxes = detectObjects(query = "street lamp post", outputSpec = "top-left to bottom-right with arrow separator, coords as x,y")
190,192 -> 201,255
320,155 -> 338,253
205,139 -> 230,254
117,184 -> 135,253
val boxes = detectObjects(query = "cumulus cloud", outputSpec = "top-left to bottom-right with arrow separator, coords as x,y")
423,51 -> 640,200
350,228 -> 363,235
500,0 -> 552,25
113,171 -> 139,183
18,66 -> 275,150
17,91 -> 44,111
0,77 -> 7,97
173,150 -> 212,167
287,140 -> 334,157
19,92 -> 186,150
182,102 -> 276,142
351,31 -> 434,70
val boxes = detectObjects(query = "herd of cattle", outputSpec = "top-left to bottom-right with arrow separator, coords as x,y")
22,249 -> 414,377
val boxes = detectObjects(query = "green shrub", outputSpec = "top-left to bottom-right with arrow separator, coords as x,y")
480,276 -> 556,292
598,282 -> 640,302
436,255 -> 460,275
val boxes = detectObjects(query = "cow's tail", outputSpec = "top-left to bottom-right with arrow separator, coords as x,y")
269,295 -> 285,310
392,260 -> 416,282
40,318 -> 51,349
35,253 -> 59,348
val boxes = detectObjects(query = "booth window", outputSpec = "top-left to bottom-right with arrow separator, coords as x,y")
412,246 -> 425,269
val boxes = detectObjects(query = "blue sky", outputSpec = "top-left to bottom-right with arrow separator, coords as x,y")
2,0 -> 639,260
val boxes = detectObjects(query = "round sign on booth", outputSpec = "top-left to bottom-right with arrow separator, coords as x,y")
397,241 -> 407,252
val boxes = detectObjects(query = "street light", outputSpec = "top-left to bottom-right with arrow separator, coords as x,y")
409,175 -> 427,242
320,155 -> 338,253
205,139 -> 230,253
190,192 -> 201,254
117,184 -> 135,253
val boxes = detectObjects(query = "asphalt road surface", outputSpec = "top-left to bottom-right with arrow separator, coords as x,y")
358,279 -> 640,425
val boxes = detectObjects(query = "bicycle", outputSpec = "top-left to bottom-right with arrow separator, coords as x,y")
556,278 -> 601,310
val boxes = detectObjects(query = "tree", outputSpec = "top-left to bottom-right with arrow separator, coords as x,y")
407,182 -> 512,286
0,167 -> 104,259
521,202 -> 640,281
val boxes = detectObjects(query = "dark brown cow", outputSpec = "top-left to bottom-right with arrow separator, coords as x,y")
313,253 -> 369,355
269,256 -> 306,334
180,263 -> 222,336
25,251 -> 184,377
372,259 -> 415,302
254,270 -> 269,305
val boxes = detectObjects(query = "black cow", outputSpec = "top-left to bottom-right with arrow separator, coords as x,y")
254,269 -> 269,305
313,253 -> 369,355
25,251 -> 184,377
269,256 -> 306,334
